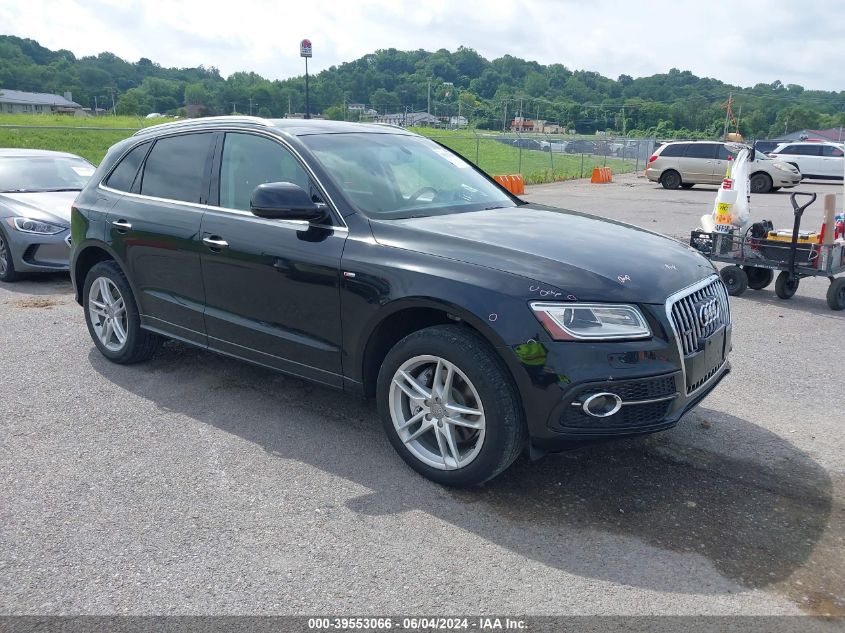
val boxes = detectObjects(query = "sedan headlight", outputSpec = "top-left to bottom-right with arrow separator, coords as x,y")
7,217 -> 66,235
773,161 -> 799,173
531,302 -> 651,340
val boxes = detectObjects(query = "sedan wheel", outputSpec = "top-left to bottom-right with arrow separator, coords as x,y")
389,355 -> 486,471
0,230 -> 20,282
88,276 -> 129,352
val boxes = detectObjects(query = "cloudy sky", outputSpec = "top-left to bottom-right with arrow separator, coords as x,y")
1,0 -> 842,91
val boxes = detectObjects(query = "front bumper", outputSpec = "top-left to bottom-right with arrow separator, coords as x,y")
508,281 -> 732,452
4,226 -> 71,272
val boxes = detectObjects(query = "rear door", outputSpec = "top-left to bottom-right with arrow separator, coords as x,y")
199,131 -> 346,386
105,132 -> 215,346
678,143 -> 719,183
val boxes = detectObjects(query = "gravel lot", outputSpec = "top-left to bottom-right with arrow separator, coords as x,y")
1,174 -> 843,619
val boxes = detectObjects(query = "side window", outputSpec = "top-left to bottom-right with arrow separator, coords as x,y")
659,144 -> 685,157
684,144 -> 717,159
219,133 -> 312,211
822,145 -> 844,157
140,133 -> 214,203
797,145 -> 821,156
104,141 -> 151,192
717,145 -> 736,161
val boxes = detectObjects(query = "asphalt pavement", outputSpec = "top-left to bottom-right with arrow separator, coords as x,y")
1,173 -> 843,620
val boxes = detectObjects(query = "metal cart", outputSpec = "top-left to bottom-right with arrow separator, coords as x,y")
689,192 -> 845,310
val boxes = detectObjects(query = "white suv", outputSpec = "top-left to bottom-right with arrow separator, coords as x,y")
769,141 -> 844,180
646,141 -> 801,193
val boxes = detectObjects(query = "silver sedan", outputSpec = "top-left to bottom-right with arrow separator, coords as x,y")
0,149 -> 95,282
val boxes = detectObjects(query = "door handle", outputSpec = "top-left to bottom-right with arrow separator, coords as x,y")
203,236 -> 229,250
112,219 -> 132,232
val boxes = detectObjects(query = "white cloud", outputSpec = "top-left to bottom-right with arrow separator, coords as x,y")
0,0 -> 841,90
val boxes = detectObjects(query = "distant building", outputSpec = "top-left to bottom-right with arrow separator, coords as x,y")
375,111 -> 440,127
348,103 -> 377,118
448,115 -> 468,128
782,127 -> 845,143
510,117 -> 548,133
0,89 -> 82,114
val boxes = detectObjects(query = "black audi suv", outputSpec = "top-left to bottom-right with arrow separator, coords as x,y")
70,116 -> 731,486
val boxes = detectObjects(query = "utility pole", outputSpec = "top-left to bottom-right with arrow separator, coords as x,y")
502,99 -> 508,132
249,97 -> 254,116
111,91 -> 116,116
722,92 -> 732,139
621,106 -> 626,136
427,79 -> 431,115
93,95 -> 98,116
232,102 -> 237,114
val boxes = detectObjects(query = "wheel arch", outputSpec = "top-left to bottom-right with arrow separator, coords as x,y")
357,297 -> 512,398
72,241 -> 136,306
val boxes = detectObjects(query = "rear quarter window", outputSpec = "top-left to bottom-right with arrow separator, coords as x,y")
104,141 -> 151,192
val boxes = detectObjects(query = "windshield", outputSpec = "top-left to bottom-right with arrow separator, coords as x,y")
301,133 -> 516,219
0,156 -> 95,193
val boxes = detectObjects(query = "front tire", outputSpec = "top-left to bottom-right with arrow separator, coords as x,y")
661,170 -> 682,190
83,261 -> 160,364
377,325 -> 526,487
774,271 -> 799,300
0,227 -> 20,282
750,172 -> 773,194
720,265 -> 748,296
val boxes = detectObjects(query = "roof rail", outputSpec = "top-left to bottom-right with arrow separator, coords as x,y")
132,115 -> 272,137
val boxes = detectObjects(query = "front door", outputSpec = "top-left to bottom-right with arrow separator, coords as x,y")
199,131 -> 346,387
820,144 -> 844,178
106,132 -> 215,346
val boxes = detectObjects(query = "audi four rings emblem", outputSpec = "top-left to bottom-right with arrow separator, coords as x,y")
696,298 -> 719,328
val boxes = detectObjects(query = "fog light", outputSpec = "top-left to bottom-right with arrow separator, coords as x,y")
581,392 -> 623,418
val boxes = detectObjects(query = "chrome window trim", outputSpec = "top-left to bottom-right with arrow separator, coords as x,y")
664,274 -> 731,397
98,125 -> 348,231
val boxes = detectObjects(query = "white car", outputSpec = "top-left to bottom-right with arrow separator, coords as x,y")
769,141 -> 844,180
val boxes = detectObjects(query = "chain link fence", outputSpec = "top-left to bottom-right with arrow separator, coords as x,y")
423,129 -> 658,185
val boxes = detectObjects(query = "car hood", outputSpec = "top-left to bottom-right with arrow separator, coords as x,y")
0,191 -> 78,225
369,204 -> 716,303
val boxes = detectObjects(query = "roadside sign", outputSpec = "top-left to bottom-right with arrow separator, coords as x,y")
300,39 -> 312,58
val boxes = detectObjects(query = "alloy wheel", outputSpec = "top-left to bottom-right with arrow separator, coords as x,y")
389,355 -> 486,471
0,234 -> 8,277
88,276 -> 128,352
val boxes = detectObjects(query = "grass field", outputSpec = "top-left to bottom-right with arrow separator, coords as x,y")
418,128 -> 635,184
0,115 -> 636,183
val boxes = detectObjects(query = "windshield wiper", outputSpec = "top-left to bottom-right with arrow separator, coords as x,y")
39,188 -> 83,192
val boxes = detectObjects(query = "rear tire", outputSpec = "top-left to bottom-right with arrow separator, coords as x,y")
83,260 -> 160,364
826,278 -> 845,310
0,227 -> 20,283
744,266 -> 774,290
750,172 -> 773,194
774,271 -> 799,300
661,170 -> 682,190
720,265 -> 748,296
377,324 -> 526,487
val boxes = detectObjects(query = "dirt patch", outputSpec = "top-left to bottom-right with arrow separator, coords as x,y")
8,297 -> 60,309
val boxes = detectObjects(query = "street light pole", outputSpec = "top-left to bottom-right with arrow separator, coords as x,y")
300,39 -> 313,119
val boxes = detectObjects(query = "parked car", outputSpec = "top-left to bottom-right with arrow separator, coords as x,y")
0,149 -> 95,282
752,140 -> 783,155
539,140 -> 568,153
768,141 -> 844,180
645,141 -> 801,193
565,140 -> 598,154
510,138 -> 543,150
71,117 -> 732,487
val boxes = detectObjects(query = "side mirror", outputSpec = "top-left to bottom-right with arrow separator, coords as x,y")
250,182 -> 327,222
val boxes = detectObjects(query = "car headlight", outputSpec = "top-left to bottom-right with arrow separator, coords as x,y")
7,217 -> 67,235
531,302 -> 652,340
773,161 -> 798,173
